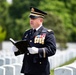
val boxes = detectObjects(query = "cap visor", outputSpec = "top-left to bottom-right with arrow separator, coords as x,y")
29,15 -> 43,19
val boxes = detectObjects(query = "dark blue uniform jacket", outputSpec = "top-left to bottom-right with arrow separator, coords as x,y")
14,26 -> 56,75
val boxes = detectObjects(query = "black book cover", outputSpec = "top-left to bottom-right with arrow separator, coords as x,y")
9,38 -> 30,53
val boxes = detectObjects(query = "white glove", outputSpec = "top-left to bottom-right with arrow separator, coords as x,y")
28,47 -> 38,54
12,45 -> 18,52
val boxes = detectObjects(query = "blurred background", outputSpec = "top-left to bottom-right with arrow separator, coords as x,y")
0,0 -> 76,75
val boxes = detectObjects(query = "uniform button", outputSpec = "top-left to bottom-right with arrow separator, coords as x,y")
30,40 -> 32,42
27,53 -> 29,55
39,62 -> 42,64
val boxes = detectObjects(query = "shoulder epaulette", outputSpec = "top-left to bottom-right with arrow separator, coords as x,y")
47,29 -> 52,32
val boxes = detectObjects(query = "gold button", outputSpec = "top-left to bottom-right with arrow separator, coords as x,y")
30,40 -> 32,42
39,62 -> 42,64
27,53 -> 29,55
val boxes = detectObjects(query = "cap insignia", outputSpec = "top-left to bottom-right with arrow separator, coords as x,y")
31,8 -> 34,12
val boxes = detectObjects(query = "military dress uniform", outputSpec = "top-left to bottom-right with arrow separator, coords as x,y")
14,26 -> 56,75
14,7 -> 56,75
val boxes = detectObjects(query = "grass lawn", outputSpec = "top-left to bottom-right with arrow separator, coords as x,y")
50,57 -> 76,75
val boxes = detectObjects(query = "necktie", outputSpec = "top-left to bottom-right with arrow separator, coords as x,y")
33,29 -> 36,33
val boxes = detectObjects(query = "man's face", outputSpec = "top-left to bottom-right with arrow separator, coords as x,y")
30,18 -> 42,29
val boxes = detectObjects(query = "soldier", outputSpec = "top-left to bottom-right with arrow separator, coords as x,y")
12,7 -> 56,75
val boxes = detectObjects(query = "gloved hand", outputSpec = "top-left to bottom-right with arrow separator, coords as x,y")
12,45 -> 18,52
28,47 -> 38,54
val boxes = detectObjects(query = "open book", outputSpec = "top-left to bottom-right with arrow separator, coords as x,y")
9,38 -> 30,53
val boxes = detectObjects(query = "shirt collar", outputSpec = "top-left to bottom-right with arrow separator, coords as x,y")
35,24 -> 42,31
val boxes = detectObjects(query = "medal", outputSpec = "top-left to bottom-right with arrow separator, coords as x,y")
39,38 -> 42,44
34,34 -> 46,44
42,38 -> 44,44
34,36 -> 37,43
36,37 -> 39,43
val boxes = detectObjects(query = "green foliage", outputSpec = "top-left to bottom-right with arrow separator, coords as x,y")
0,0 -> 9,47
70,0 -> 76,42
39,0 -> 76,43
7,0 -> 41,40
0,0 -> 9,26
0,0 -> 76,46
44,13 -> 68,49
0,26 -> 6,42
9,0 -> 41,19
12,12 -> 30,40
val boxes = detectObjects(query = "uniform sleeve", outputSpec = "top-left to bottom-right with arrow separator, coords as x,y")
38,31 -> 56,58
14,51 -> 21,56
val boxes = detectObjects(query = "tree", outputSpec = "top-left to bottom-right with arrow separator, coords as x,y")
7,0 -> 41,40
1,0 -> 76,44
0,26 -> 6,50
44,13 -> 68,49
0,26 -> 6,42
38,0 -> 68,49
9,0 -> 41,19
57,0 -> 76,42
0,0 -> 10,40
70,0 -> 76,42
0,0 -> 9,26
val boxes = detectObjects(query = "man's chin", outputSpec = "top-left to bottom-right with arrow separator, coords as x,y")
30,25 -> 35,28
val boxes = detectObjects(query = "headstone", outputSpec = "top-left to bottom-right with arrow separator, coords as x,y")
66,63 -> 76,75
5,57 -> 11,65
54,66 -> 73,75
0,51 -> 4,57
13,64 -> 22,75
3,65 -> 15,75
16,55 -> 23,64
0,67 -> 5,75
0,58 -> 5,66
11,57 -> 17,64
48,57 -> 53,69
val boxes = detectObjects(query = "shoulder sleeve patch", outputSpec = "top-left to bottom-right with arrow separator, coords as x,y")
42,29 -> 47,32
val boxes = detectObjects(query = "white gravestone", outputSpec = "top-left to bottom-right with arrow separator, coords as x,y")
0,67 -> 5,75
11,57 -> 17,64
54,67 -> 73,75
3,65 -> 15,75
0,58 -> 5,66
5,57 -> 11,65
66,63 -> 76,75
16,55 -> 24,64
13,64 -> 22,75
